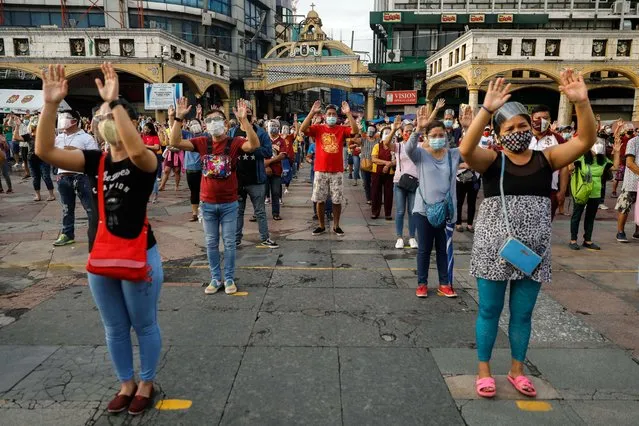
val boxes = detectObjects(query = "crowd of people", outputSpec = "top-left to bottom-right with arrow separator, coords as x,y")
1,61 -> 638,415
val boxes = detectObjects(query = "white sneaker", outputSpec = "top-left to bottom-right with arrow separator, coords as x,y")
598,204 -> 609,210
284,188 -> 289,194
265,198 -> 270,204
409,238 -> 418,249
224,280 -> 237,295
204,279 -> 222,294
395,238 -> 405,249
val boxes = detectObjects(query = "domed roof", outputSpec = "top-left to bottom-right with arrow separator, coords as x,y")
307,10 -> 319,19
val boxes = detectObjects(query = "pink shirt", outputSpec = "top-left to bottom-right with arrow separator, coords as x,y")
394,141 -> 418,183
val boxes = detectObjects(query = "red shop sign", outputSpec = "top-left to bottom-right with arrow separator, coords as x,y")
386,90 -> 418,105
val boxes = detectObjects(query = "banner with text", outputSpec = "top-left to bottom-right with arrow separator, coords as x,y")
144,83 -> 183,110
386,90 -> 417,106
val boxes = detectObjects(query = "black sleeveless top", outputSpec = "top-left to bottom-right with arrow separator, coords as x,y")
483,150 -> 553,198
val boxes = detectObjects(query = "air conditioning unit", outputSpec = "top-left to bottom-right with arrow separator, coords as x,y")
385,49 -> 401,63
611,1 -> 630,14
202,12 -> 212,26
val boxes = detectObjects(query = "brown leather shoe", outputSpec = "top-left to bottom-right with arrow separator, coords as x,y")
107,387 -> 137,414
128,387 -> 154,416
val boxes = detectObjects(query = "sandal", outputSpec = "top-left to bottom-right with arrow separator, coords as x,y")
46,196 -> 56,201
273,215 -> 282,221
33,196 -> 41,202
475,376 -> 496,398
507,374 -> 537,397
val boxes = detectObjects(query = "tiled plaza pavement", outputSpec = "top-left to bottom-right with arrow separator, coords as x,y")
1,168 -> 639,425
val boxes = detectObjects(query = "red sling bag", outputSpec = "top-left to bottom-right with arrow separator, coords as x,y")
86,153 -> 150,282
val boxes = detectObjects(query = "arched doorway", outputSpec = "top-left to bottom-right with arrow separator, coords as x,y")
588,87 -> 635,121
0,68 -> 41,90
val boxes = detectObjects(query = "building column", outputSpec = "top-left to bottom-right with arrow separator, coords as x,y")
222,99 -> 230,119
248,91 -> 257,117
557,93 -> 573,126
366,90 -> 375,121
468,87 -> 479,115
155,110 -> 166,123
633,87 -> 639,122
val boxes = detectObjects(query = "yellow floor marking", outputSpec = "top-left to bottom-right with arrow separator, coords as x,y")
155,399 -> 192,410
515,401 -> 553,412
230,291 -> 249,296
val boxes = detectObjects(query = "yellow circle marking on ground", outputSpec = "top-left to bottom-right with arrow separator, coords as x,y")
230,291 -> 249,296
515,401 -> 552,412
155,399 -> 193,410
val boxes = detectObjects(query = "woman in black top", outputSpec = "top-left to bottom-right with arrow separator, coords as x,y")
36,63 -> 162,416
459,70 -> 597,399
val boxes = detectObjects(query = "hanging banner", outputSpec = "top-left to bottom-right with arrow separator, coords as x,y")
382,12 -> 402,23
498,14 -> 514,23
386,90 -> 417,105
144,83 -> 183,110
441,14 -> 457,23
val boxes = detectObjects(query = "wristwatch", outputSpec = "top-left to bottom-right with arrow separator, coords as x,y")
174,117 -> 184,123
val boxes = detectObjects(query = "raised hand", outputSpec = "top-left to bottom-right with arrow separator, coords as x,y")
483,78 -> 511,113
613,138 -> 622,153
168,104 -> 175,117
234,99 -> 249,121
175,97 -> 192,119
559,69 -> 588,104
341,101 -> 351,115
94,62 -> 119,103
391,114 -> 402,131
42,64 -> 68,104
416,105 -> 430,130
196,104 -> 203,119
435,98 -> 446,110
310,100 -> 322,115
459,105 -> 474,128
293,113 -> 298,122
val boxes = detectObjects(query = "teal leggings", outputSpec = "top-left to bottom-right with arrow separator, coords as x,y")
476,278 -> 542,363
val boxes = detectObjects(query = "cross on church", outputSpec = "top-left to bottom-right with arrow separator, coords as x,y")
310,3 -> 315,10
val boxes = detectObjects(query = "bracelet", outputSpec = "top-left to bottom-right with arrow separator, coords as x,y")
108,99 -> 125,110
174,117 -> 184,123
481,105 -> 494,114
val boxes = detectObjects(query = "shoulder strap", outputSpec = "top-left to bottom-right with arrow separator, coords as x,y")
447,149 -> 453,182
97,153 -> 106,222
499,153 -> 513,238
398,143 -> 402,172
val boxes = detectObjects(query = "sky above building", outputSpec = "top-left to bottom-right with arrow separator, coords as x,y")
296,0 -> 375,60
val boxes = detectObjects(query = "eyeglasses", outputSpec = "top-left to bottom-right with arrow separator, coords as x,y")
205,116 -> 225,123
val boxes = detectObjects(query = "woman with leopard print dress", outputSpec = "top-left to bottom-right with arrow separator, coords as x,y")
459,70 -> 597,399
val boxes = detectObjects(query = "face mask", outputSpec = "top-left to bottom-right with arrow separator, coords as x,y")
381,131 -> 391,139
532,118 -> 550,133
326,116 -> 337,126
57,115 -> 74,130
429,137 -> 446,150
562,132 -> 571,140
367,129 -> 376,137
281,127 -> 290,135
205,118 -> 226,137
500,130 -> 533,153
443,120 -> 453,129
268,125 -> 280,135
605,128 -> 612,135
483,131 -> 490,137
97,119 -> 119,146
188,121 -> 202,134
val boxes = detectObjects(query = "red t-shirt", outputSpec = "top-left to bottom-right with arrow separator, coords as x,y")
142,134 -> 161,154
282,135 -> 295,160
305,124 -> 352,172
269,136 -> 285,176
621,135 -> 631,158
190,135 -> 245,204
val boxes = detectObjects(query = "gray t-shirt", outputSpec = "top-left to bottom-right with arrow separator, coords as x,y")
622,136 -> 638,193
405,132 -> 461,218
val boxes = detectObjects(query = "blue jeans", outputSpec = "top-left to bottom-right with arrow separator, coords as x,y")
361,170 -> 372,202
476,278 -> 541,362
352,155 -> 361,180
237,183 -> 269,242
414,213 -> 448,285
57,174 -> 94,240
0,155 -> 12,190
394,184 -> 416,238
310,164 -> 315,183
201,201 -> 238,283
88,245 -> 164,382
28,155 -> 54,192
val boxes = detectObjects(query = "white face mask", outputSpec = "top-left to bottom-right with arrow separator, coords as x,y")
188,121 -> 202,134
592,143 -> 605,155
207,120 -> 226,137
57,114 -> 75,130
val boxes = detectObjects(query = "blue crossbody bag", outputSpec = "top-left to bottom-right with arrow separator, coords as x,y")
497,153 -> 543,277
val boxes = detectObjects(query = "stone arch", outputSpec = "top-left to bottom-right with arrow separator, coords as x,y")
581,67 -> 639,87
203,82 -> 230,100
167,73 -> 200,96
265,77 -> 362,92
426,73 -> 471,100
509,84 -> 560,93
476,66 -> 562,87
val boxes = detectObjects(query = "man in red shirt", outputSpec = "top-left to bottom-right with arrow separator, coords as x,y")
169,97 -> 259,295
265,119 -> 286,220
300,101 -> 359,236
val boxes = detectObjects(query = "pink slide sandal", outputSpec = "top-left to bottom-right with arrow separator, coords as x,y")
475,376 -> 496,398
507,374 -> 537,397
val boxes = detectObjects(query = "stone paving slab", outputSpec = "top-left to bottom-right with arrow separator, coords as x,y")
334,288 -> 477,314
332,269 -> 396,288
527,348 -> 639,400
220,347 -> 341,426
158,286 -> 267,312
0,407 -> 99,426
0,345 -> 59,393
261,287 -> 334,313
159,310 -> 256,347
458,400 -> 584,426
340,347 -> 464,426
567,400 -> 639,425
249,311 -> 337,347
269,268 -> 333,288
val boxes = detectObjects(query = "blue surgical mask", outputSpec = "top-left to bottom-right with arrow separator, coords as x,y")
429,137 -> 446,150
326,116 -> 337,126
443,120 -> 453,128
